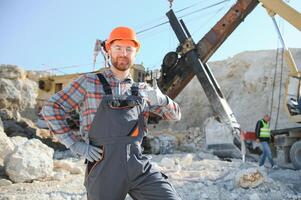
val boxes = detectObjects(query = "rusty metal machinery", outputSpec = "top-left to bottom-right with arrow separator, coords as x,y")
159,0 -> 259,99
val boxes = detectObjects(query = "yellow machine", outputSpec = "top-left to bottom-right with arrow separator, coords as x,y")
258,0 -> 301,169
259,0 -> 301,122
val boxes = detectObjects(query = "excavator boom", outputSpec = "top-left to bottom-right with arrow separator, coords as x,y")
160,0 -> 259,98
158,0 -> 258,157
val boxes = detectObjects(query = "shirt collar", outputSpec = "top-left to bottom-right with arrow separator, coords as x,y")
104,68 -> 133,83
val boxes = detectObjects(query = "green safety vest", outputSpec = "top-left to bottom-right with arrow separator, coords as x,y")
259,120 -> 271,138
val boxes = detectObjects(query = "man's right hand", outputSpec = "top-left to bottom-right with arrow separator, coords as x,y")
69,141 -> 103,162
146,87 -> 168,107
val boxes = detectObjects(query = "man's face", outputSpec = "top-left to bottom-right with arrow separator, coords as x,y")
264,115 -> 270,122
108,40 -> 137,71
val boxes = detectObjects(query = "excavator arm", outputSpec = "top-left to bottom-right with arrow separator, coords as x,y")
158,0 -> 259,157
159,0 -> 259,98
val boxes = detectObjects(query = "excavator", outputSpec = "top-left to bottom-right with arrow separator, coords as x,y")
155,0 -> 301,169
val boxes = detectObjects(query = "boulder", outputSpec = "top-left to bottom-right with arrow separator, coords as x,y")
10,136 -> 28,147
53,160 -> 83,174
4,139 -> 54,183
0,79 -> 21,110
0,178 -> 12,186
235,168 -> 264,188
0,119 -> 14,160
0,65 -> 26,80
167,127 -> 205,151
0,65 -> 37,111
143,134 -> 177,154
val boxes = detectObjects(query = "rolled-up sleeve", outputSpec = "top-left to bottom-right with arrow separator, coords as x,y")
41,75 -> 87,148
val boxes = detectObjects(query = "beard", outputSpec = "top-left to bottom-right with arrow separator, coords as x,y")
111,56 -> 132,71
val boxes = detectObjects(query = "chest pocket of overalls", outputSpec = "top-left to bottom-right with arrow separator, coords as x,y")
104,97 -> 142,137
95,73 -> 143,138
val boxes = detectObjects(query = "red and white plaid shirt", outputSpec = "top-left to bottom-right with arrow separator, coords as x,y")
42,69 -> 181,147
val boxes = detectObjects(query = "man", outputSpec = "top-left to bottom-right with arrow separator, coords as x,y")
42,26 -> 181,200
255,114 -> 275,168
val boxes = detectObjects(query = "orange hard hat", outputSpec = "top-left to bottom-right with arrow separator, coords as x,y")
105,26 -> 140,51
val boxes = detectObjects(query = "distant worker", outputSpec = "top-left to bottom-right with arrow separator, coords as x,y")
42,26 -> 181,200
255,114 -> 275,168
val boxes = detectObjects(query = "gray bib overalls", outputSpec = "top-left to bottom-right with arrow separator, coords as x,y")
84,73 -> 180,200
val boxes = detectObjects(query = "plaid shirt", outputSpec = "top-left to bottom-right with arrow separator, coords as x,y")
42,69 -> 181,148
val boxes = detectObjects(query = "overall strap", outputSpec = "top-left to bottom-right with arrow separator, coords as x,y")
96,73 -> 112,95
131,83 -> 139,96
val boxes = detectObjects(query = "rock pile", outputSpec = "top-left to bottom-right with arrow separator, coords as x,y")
0,153 -> 299,200
5,139 -> 54,183
0,118 -> 14,162
0,108 -> 66,150
0,65 -> 37,111
146,127 -> 205,154
0,65 -> 70,186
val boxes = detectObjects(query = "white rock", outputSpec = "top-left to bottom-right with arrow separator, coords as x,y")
180,154 -> 193,167
10,136 -> 28,147
0,65 -> 38,111
53,160 -> 83,174
0,65 -> 26,80
0,122 -> 15,160
249,193 -> 261,200
0,178 -> 12,186
69,166 -> 83,174
160,157 -> 177,169
204,117 -> 233,146
53,170 -> 69,181
4,139 -> 54,183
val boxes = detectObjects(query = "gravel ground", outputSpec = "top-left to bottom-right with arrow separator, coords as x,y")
0,153 -> 301,200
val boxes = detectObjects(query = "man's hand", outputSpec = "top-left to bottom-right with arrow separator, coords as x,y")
146,87 -> 168,107
69,141 -> 103,162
